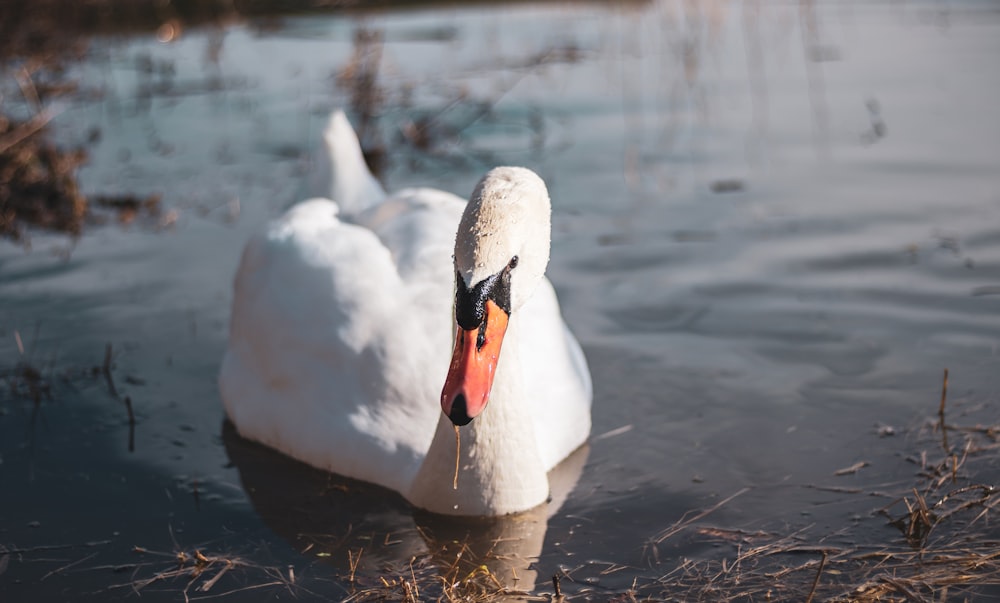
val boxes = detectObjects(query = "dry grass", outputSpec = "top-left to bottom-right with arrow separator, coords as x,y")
339,550 -> 523,603
631,369 -> 1000,602
641,480 -> 999,602
100,545 -> 301,603
0,107 -> 89,241
100,536 -> 534,603
0,100 -> 166,241
0,25 -> 168,242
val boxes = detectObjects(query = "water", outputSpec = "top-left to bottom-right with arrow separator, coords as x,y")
2,1 -> 999,600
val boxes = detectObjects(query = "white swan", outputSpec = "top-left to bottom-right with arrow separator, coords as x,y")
219,111 -> 591,516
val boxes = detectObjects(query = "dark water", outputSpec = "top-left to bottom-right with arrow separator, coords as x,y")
2,1 -> 999,600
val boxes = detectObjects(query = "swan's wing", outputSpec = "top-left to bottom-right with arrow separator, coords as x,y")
219,198 -> 444,494
354,186 -> 467,349
520,278 -> 593,472
356,188 -> 465,287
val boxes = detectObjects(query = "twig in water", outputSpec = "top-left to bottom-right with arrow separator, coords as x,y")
103,343 -> 119,399
804,551 -> 827,603
0,543 -> 77,555
409,558 -> 419,600
124,395 -> 136,425
834,461 -> 870,476
656,487 -> 751,544
125,395 -> 136,452
552,573 -> 562,598
16,66 -> 42,111
898,487 -> 936,548
41,551 -> 99,580
939,368 -> 950,452
401,578 -> 417,603
347,548 -> 363,583
103,344 -> 138,440
0,109 -> 57,155
197,559 -> 234,592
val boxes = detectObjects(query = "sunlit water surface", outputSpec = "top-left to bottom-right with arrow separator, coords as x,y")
2,1 -> 999,600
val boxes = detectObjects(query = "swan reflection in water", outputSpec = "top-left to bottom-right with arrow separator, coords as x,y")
222,420 -> 589,595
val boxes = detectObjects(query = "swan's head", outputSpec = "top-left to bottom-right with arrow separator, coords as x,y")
440,167 -> 552,426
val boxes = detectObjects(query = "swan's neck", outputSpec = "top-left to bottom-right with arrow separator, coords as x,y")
407,312 -> 549,516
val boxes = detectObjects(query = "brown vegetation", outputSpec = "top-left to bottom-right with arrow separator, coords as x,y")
0,111 -> 88,240
110,375 -> 996,602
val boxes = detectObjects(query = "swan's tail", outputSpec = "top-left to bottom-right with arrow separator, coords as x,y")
308,110 -> 386,216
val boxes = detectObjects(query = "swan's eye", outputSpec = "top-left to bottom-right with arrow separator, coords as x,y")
507,255 -> 519,271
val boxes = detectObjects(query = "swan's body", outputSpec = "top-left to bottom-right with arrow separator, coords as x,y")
219,111 -> 591,516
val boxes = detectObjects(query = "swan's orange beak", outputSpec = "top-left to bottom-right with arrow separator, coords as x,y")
440,299 -> 509,426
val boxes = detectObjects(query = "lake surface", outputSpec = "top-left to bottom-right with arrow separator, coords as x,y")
2,1 -> 999,600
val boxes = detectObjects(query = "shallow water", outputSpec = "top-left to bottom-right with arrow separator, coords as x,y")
2,1 -> 999,600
